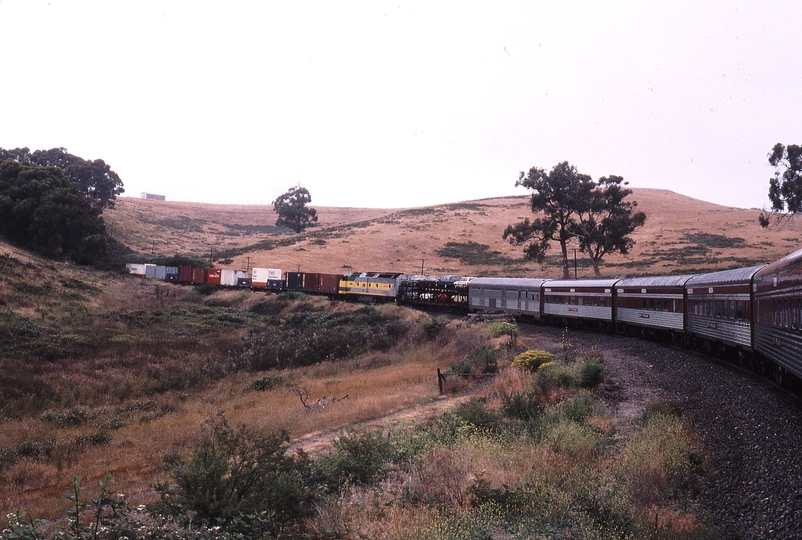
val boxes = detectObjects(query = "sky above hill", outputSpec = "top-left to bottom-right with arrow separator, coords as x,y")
1,1 -> 801,210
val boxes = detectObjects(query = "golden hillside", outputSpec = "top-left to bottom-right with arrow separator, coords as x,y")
104,189 -> 801,279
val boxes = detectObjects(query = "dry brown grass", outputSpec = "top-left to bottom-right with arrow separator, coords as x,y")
0,302 -> 479,520
105,189 -> 802,279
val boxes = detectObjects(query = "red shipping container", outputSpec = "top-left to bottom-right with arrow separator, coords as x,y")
302,273 -> 321,293
318,273 -> 342,294
191,267 -> 206,284
205,268 -> 222,285
179,266 -> 193,283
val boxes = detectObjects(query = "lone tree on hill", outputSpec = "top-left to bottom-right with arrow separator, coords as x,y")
273,185 -> 318,233
504,161 -> 646,278
0,147 -> 124,210
503,162 -> 595,279
759,142 -> 802,228
573,175 -> 647,277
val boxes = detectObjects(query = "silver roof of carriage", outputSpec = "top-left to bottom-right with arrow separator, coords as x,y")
686,265 -> 765,287
469,277 -> 550,288
616,275 -> 697,288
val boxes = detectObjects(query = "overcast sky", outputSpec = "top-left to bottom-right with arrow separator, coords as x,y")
1,1 -> 800,209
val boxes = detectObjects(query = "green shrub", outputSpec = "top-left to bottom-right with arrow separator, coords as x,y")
579,358 -> 606,389
75,430 -> 113,447
41,408 -> 88,427
512,350 -> 554,371
251,374 -> 284,391
644,399 -> 683,419
468,346 -> 499,374
536,362 -> 578,391
195,283 -> 219,296
153,414 -> 316,536
501,390 -> 544,422
422,316 -> 448,338
456,397 -> 498,430
315,429 -> 394,491
487,321 -> 517,338
562,392 -> 595,423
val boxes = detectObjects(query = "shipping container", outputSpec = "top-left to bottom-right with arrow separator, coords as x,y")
286,272 -> 304,291
165,267 -> 179,282
144,264 -> 157,279
251,268 -> 270,288
205,268 -> 222,285
191,267 -> 206,285
220,269 -> 248,287
179,266 -> 194,283
317,273 -> 342,294
126,263 -> 147,276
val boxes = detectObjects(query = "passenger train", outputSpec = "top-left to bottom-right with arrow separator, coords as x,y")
126,247 -> 802,385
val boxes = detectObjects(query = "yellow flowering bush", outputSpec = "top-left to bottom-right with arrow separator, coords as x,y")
512,349 -> 554,371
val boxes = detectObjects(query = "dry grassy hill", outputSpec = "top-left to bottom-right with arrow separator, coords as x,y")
105,189 -> 802,278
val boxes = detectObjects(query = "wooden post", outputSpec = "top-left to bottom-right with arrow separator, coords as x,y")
437,368 -> 443,394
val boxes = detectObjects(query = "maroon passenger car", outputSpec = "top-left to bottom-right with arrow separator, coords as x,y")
685,265 -> 764,357
542,279 -> 620,329
753,247 -> 802,384
615,275 -> 695,341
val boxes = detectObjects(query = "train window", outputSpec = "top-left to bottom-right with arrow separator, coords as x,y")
786,300 -> 791,328
729,300 -> 735,319
792,299 -> 798,330
736,301 -> 744,320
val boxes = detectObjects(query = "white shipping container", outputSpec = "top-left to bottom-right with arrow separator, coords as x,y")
145,264 -> 158,279
267,268 -> 282,280
126,263 -> 147,276
251,267 -> 269,285
220,269 -> 237,287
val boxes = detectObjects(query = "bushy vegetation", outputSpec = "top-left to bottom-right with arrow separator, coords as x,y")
435,241 -> 518,266
512,349 -> 554,371
232,305 -> 418,371
0,261 -> 710,538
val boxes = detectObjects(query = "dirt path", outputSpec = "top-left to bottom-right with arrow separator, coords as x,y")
289,390 -> 479,455
288,323 -> 662,456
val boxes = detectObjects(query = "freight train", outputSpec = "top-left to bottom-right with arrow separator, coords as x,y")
126,247 -> 802,385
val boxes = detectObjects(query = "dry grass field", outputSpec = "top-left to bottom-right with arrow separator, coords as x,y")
106,188 -> 801,278
0,189 -> 798,535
